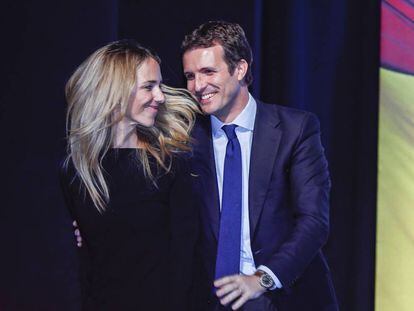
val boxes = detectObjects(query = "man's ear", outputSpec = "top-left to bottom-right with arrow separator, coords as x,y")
236,59 -> 248,82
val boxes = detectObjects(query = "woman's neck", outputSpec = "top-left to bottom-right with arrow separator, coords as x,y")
112,120 -> 139,148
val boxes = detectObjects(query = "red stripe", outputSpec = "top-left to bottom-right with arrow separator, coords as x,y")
385,0 -> 414,21
381,1 -> 414,73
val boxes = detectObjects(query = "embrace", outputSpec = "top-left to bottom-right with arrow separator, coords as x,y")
60,21 -> 338,311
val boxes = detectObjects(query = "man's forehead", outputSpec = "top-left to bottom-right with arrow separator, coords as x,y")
183,45 -> 225,68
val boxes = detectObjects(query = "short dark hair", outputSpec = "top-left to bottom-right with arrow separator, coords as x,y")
181,21 -> 253,86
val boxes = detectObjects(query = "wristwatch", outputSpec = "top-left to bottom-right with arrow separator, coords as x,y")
255,270 -> 275,290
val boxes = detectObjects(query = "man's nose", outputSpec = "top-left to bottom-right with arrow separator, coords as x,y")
194,75 -> 206,93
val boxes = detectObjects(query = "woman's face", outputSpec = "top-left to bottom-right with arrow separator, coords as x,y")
125,57 -> 165,127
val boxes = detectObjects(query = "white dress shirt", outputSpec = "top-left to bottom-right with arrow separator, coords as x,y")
211,93 -> 282,289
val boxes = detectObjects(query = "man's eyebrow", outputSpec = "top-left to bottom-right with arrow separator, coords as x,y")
184,67 -> 216,74
200,66 -> 217,71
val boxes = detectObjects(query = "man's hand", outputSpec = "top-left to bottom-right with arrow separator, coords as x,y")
73,220 -> 83,247
214,274 -> 266,310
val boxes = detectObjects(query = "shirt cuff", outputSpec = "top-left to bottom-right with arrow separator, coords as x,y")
256,265 -> 283,290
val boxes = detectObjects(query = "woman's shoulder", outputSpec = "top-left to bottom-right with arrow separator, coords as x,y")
163,152 -> 193,186
171,151 -> 192,170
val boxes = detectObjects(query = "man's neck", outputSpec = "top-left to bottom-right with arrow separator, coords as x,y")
216,87 -> 249,124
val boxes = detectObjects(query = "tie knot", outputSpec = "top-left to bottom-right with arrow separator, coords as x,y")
222,124 -> 238,140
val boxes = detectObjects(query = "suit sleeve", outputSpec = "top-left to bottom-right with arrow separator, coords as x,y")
168,155 -> 199,311
59,163 -> 92,302
264,113 -> 331,288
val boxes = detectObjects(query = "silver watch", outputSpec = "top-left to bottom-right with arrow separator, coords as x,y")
256,270 -> 275,290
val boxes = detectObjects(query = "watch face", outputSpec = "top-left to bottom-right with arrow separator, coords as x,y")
261,274 -> 274,288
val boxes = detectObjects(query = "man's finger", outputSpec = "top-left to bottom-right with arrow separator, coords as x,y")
216,283 -> 238,298
220,287 -> 242,306
231,294 -> 249,310
214,274 -> 238,287
72,220 -> 77,227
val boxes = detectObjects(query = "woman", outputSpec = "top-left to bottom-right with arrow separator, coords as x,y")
60,39 -> 199,310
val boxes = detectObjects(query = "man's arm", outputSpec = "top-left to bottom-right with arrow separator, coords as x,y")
263,112 -> 330,287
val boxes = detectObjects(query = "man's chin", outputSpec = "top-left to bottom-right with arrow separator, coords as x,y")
200,103 -> 217,116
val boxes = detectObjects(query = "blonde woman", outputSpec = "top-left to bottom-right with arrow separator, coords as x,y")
60,40 -> 199,310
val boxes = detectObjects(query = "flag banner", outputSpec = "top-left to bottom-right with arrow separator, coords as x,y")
376,1 -> 414,310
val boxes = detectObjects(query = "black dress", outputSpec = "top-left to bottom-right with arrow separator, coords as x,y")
60,149 -> 198,311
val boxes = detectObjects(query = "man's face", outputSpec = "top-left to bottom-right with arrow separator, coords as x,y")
183,45 -> 244,121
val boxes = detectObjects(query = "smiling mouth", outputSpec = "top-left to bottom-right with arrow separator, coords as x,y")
198,92 -> 216,103
147,105 -> 159,111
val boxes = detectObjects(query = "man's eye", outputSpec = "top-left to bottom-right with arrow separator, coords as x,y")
185,75 -> 194,81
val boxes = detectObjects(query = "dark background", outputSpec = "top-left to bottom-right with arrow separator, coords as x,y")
0,0 -> 379,310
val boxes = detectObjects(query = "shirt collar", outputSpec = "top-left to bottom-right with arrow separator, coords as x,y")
211,93 -> 257,137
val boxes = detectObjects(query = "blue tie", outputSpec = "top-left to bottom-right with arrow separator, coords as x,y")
214,124 -> 242,281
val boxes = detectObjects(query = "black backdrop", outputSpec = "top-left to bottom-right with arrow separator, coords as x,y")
0,1 -> 379,310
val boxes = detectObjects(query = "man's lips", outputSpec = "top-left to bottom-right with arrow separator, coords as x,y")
198,92 -> 217,103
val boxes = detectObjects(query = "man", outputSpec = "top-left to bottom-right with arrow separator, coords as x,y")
182,21 -> 338,310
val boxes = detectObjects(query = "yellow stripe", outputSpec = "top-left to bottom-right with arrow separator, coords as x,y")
376,68 -> 414,311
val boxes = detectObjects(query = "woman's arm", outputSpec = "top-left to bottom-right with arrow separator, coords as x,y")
59,163 -> 92,304
168,155 -> 199,311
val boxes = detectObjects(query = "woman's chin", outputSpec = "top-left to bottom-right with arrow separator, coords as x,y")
134,119 -> 155,128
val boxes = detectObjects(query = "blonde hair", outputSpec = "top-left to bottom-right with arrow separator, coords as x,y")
64,40 -> 199,212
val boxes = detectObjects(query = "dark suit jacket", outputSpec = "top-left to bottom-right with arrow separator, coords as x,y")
191,100 -> 338,310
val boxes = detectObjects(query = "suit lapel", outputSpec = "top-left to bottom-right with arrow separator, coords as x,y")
192,116 -> 220,240
249,101 -> 282,238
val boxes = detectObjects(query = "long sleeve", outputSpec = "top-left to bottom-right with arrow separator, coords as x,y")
168,155 -> 199,311
264,113 -> 331,287
59,164 -> 92,303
